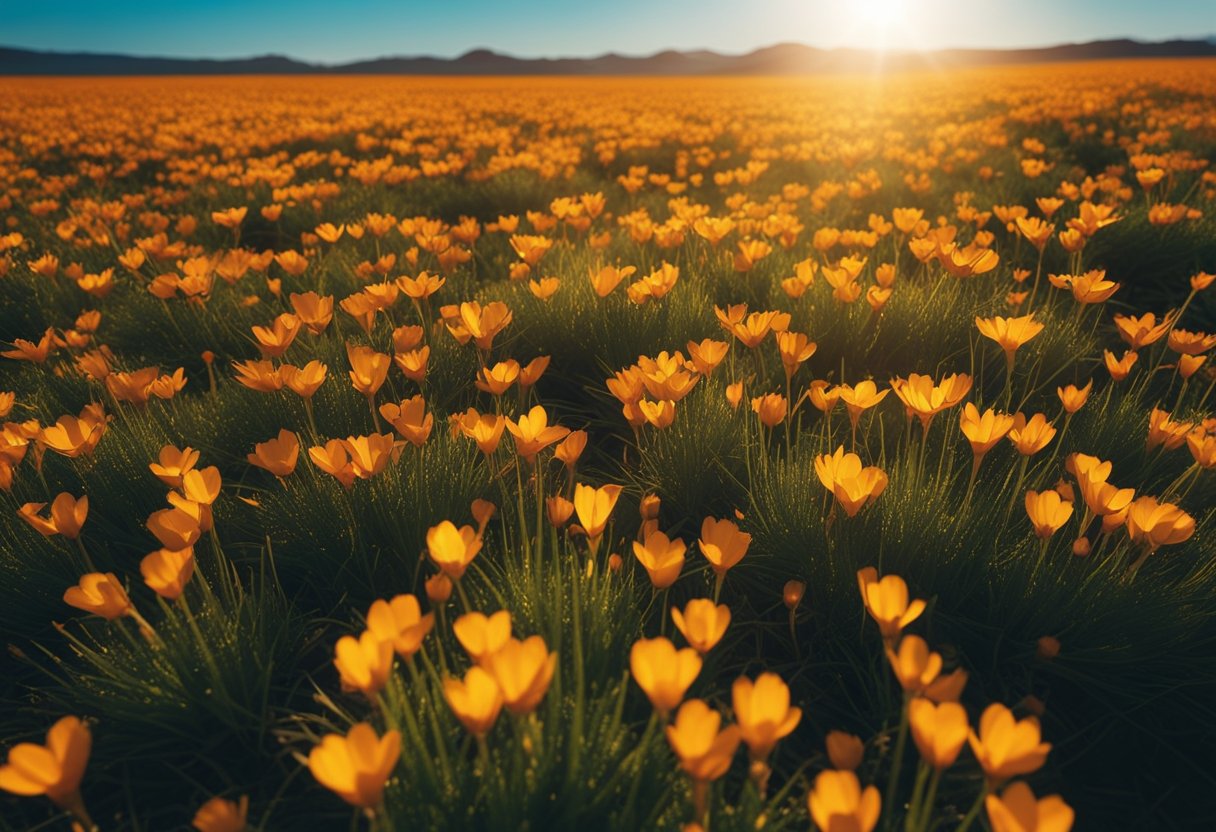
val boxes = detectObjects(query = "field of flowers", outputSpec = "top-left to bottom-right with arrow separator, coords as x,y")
1,61 -> 1215,831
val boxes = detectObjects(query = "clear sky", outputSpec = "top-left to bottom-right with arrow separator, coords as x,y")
3,0 -> 1212,63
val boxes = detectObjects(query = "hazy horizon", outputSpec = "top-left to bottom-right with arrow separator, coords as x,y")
4,0 -> 1213,64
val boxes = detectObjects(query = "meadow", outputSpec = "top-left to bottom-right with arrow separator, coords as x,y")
0,62 -> 1215,830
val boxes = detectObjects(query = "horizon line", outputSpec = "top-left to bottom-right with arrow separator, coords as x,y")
4,33 -> 1216,67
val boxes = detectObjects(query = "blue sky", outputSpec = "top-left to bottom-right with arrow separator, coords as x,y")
3,0 -> 1212,62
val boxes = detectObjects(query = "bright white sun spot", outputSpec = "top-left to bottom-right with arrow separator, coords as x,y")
855,0 -> 910,28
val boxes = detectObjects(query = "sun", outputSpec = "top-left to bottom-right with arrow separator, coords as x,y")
855,0 -> 910,28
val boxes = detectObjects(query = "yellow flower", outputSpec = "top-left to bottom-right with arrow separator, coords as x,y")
807,770 -> 881,832
1025,490 -> 1073,539
1056,380 -> 1092,414
908,698 -> 969,769
630,636 -> 701,714
64,572 -> 132,620
453,610 -> 512,664
815,446 -> 889,517
665,699 -> 741,781
889,373 -> 972,432
856,567 -> 925,641
751,393 -> 788,428
632,529 -> 687,589
380,396 -> 433,447
671,599 -> 730,654
825,731 -> 864,771
985,781 -> 1074,832
366,595 -> 434,658
885,635 -> 942,693
346,343 -> 391,398
18,492 -> 88,539
573,482 -> 623,554
150,444 -> 201,487
247,428 -> 299,477
698,516 -> 751,577
308,723 -> 400,809
140,547 -> 195,600
334,629 -> 394,698
505,405 -> 570,463
444,666 -> 503,737
192,795 -> 249,832
1126,496 -> 1195,553
968,703 -> 1051,783
484,635 -> 557,715
1008,413 -> 1056,456
426,520 -> 483,580
0,715 -> 91,814
731,672 -> 802,760
837,380 -> 889,431
976,314 -> 1044,371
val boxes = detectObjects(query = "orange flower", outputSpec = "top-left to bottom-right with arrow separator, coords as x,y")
484,635 -> 557,715
666,699 -> 741,782
751,393 -> 788,428
281,360 -> 327,398
815,446 -> 888,517
307,723 -> 400,809
885,635 -> 942,693
857,567 -> 925,641
366,595 -> 434,659
1056,380 -> 1092,414
960,404 -> 1015,465
837,380 -> 889,431
826,731 -> 864,771
671,599 -> 730,654
573,483 -> 623,554
18,493 -> 88,539
232,359 -> 283,393
39,413 -> 104,458
807,770 -> 880,832
309,439 -> 356,489
64,572 -> 132,620
140,547 -> 195,600
380,396 -> 433,446
247,428 -> 299,477
505,405 -> 569,463
0,715 -> 91,815
731,672 -> 801,760
1103,349 -> 1138,381
192,795 -> 249,832
985,781 -> 1075,832
890,373 -> 972,432
908,698 -> 969,770
290,291 -> 334,335
453,409 -> 506,455
968,703 -> 1051,783
976,314 -> 1044,371
632,529 -> 686,588
426,520 -> 482,580
1008,413 -> 1056,456
698,516 -> 751,577
630,636 -> 701,714
1024,490 -> 1073,539
1126,496 -> 1195,553
334,629 -> 394,697
444,666 -> 503,737
453,610 -> 512,664
346,343 -> 390,397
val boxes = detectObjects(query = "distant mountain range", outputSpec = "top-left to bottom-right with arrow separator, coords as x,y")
2,37 -> 1216,76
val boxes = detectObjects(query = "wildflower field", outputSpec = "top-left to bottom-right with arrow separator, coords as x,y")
1,61 -> 1215,831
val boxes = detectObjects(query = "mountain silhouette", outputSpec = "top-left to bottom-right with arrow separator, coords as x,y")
1,38 -> 1214,76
